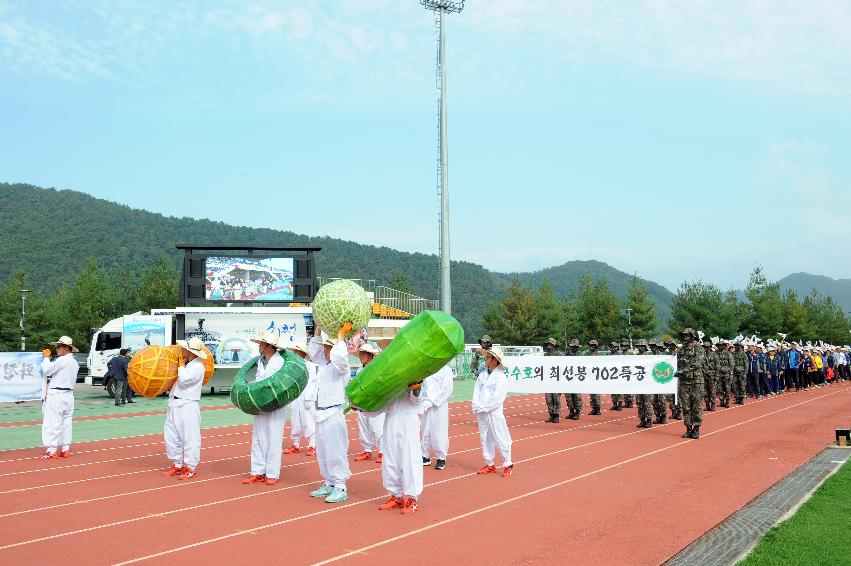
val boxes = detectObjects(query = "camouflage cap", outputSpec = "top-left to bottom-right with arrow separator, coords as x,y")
478,335 -> 493,345
588,339 -> 599,346
664,339 -> 676,347
620,340 -> 630,347
679,328 -> 697,338
609,341 -> 619,349
702,340 -> 712,347
635,339 -> 648,347
568,339 -> 580,347
545,337 -> 558,347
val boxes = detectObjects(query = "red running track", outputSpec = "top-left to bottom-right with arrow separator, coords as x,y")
0,384 -> 848,565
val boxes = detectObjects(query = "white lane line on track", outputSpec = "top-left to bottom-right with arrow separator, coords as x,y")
0,408 -> 641,550
0,402 -> 600,512
110,388 -> 838,566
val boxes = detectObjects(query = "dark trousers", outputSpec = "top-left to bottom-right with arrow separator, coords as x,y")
747,372 -> 760,397
800,371 -> 811,388
114,380 -> 132,404
785,367 -> 799,389
759,372 -> 772,395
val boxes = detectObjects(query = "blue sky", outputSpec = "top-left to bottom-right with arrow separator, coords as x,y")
2,1 -> 850,292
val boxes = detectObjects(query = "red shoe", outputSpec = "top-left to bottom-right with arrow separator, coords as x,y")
265,478 -> 278,486
477,465 -> 497,475
306,446 -> 316,457
401,497 -> 419,515
59,450 -> 71,458
178,467 -> 196,480
375,452 -> 383,464
378,495 -> 404,510
42,451 -> 59,460
162,464 -> 184,477
354,451 -> 372,462
242,474 -> 266,484
502,465 -> 514,477
284,445 -> 300,454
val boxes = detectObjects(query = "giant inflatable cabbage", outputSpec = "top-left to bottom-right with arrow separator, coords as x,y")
312,279 -> 371,339
345,310 -> 464,412
230,349 -> 308,415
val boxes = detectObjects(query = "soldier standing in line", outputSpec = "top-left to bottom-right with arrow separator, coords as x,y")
702,340 -> 719,412
620,339 -> 635,409
717,341 -> 734,408
565,339 -> 583,420
677,328 -> 705,439
587,340 -> 602,415
665,340 -> 683,420
543,338 -> 565,423
608,341 -> 623,411
634,339 -> 654,428
649,339 -> 668,424
732,341 -> 748,405
470,335 -> 493,377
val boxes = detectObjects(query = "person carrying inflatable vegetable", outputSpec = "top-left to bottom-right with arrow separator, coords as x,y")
354,343 -> 385,464
307,323 -> 353,503
472,346 -> 513,477
378,377 -> 424,515
162,336 -> 207,480
241,331 -> 288,486
41,336 -> 80,459
284,343 -> 318,457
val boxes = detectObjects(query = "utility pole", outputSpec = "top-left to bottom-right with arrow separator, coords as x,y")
421,0 -> 465,314
20,289 -> 30,352
626,307 -> 633,349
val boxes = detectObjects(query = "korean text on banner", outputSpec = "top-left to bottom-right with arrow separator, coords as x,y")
0,352 -> 44,403
502,355 -> 678,395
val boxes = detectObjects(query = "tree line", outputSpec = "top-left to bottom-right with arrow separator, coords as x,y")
482,267 -> 851,347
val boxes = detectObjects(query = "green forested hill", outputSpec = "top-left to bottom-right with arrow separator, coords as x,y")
778,273 -> 851,314
1,182 -> 674,338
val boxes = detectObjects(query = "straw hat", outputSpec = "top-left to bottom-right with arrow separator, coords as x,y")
49,336 -> 79,353
485,346 -> 506,365
288,343 -> 309,355
358,342 -> 381,356
250,331 -> 280,349
176,336 -> 209,359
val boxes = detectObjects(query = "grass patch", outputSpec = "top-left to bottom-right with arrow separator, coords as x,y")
739,457 -> 851,566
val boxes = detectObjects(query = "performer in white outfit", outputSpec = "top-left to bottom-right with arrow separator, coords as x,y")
41,336 -> 80,459
420,364 -> 454,470
162,336 -> 207,480
377,383 -> 423,515
307,324 -> 353,503
353,343 -> 385,463
285,343 -> 317,456
472,347 -> 513,477
242,332 -> 287,485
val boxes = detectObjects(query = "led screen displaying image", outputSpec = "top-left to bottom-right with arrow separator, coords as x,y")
205,257 -> 294,301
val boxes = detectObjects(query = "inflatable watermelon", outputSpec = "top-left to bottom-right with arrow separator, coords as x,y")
345,310 -> 464,412
312,279 -> 371,339
230,349 -> 309,415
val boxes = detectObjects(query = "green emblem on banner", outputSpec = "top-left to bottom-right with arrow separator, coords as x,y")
651,361 -> 675,384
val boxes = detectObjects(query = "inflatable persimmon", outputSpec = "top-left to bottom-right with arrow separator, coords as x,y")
128,345 -> 181,397
200,345 -> 215,384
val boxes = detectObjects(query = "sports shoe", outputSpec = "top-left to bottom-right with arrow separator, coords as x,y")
162,464 -> 183,477
324,487 -> 349,503
379,495 -> 404,510
242,474 -> 266,484
477,464 -> 497,475
59,450 -> 71,458
265,478 -> 278,486
42,451 -> 59,460
375,452 -> 383,464
354,451 -> 372,462
422,456 -> 431,466
401,497 -> 419,515
502,465 -> 514,477
178,467 -> 196,480
310,484 -> 334,498
434,459 -> 446,470
306,446 -> 316,457
284,445 -> 300,454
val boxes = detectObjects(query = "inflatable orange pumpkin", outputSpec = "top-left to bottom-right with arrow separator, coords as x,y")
128,345 -> 181,397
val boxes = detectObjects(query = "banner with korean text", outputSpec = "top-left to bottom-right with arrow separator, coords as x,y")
0,352 -> 44,403
502,355 -> 678,394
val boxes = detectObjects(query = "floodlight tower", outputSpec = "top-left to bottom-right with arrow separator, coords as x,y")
421,0 -> 464,315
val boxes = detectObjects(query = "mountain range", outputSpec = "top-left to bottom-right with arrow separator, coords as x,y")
3,183 -> 850,337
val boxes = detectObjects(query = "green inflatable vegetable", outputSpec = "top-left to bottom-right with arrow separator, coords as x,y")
230,349 -> 308,415
313,279 -> 371,339
346,310 -> 464,412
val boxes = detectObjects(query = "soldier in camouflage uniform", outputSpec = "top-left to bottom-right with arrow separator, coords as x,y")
732,342 -> 748,405
620,339 -> 634,408
634,339 -> 654,428
565,339 -> 583,420
608,342 -> 623,411
649,340 -> 668,424
702,340 -> 719,412
587,340 -> 602,415
543,338 -> 565,423
665,340 -> 682,420
677,328 -> 705,439
717,340 -> 734,408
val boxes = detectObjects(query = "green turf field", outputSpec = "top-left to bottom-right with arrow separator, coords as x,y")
739,458 -> 851,566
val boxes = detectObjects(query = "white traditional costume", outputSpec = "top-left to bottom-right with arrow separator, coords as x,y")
472,348 -> 513,473
245,332 -> 287,481
420,365 -> 454,464
380,387 -> 423,511
164,338 -> 206,477
287,358 -> 318,451
41,337 -> 80,457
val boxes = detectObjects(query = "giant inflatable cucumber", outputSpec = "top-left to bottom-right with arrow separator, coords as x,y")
345,310 -> 464,412
230,349 -> 308,415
